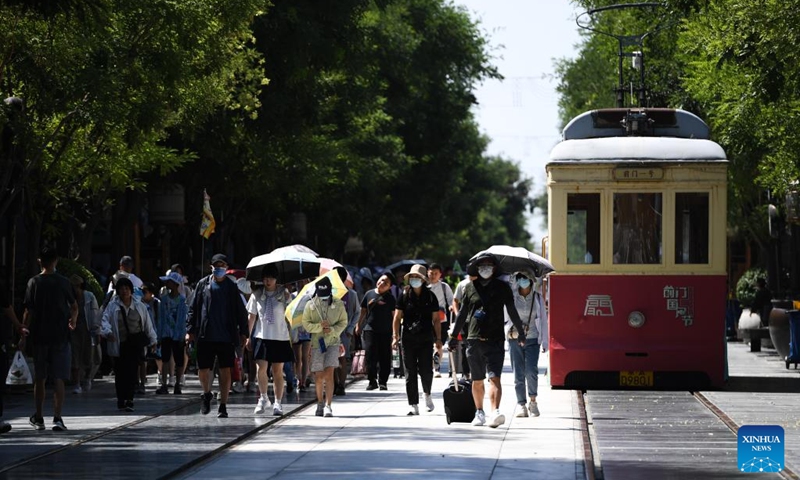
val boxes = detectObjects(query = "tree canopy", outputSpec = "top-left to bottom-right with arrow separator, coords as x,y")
1,0 -> 535,275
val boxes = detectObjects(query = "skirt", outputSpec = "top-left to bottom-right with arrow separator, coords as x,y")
253,338 -> 295,363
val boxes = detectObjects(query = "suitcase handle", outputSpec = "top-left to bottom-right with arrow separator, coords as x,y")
449,349 -> 460,392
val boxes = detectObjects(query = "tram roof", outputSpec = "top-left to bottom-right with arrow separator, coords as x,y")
549,136 -> 727,164
562,108 -> 711,140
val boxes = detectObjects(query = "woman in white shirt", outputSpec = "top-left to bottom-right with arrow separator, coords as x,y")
245,265 -> 294,416
504,271 -> 548,418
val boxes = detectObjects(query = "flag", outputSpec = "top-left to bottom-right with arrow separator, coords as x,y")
200,189 -> 216,239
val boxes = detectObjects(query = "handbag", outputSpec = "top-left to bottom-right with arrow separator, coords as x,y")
350,349 -> 366,376
121,305 -> 149,350
508,295 -> 535,340
6,350 -> 33,385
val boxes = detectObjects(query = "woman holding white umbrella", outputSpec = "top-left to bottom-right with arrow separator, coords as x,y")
246,265 -> 294,416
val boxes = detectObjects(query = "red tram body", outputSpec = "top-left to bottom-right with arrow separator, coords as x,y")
546,109 -> 728,390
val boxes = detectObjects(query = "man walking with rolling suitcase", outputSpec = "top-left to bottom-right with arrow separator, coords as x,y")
449,253 -> 526,428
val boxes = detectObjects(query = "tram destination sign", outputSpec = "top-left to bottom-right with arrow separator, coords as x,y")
613,166 -> 663,181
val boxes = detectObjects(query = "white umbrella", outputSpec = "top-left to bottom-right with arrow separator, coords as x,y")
271,244 -> 319,257
245,251 -> 321,284
470,245 -> 554,277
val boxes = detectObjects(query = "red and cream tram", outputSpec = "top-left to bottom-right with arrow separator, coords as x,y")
546,108 -> 728,390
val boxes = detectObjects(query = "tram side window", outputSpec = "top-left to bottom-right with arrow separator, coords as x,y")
613,193 -> 662,264
675,192 -> 709,264
567,193 -> 600,264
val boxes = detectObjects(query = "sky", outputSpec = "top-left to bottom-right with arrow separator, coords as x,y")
454,1 -> 583,250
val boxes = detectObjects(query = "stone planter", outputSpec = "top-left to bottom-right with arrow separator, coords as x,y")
769,308 -> 791,360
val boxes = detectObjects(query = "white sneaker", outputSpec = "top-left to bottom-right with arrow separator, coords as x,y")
273,402 -> 283,416
488,410 -> 506,428
72,384 -> 82,394
471,409 -> 486,426
168,375 -> 174,387
516,404 -> 529,418
324,405 -> 333,417
157,376 -> 163,387
424,394 -> 434,412
528,401 -> 540,417
434,371 -> 442,378
254,396 -> 271,414
407,404 -> 419,416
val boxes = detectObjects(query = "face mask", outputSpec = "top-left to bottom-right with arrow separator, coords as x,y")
213,267 -> 227,278
409,278 -> 423,288
478,266 -> 493,279
318,295 -> 331,301
517,278 -> 531,289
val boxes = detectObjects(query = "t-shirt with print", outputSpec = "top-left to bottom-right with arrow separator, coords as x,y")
246,288 -> 290,341
23,273 -> 76,346
396,287 -> 438,339
360,289 -> 396,334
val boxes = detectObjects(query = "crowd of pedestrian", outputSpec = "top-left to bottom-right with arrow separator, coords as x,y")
1,248 -> 550,433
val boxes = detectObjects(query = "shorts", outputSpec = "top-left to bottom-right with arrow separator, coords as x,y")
436,321 -> 450,344
465,339 -> 505,381
253,338 -> 295,363
196,341 -> 235,370
310,345 -> 340,373
33,342 -> 72,381
71,331 -> 93,371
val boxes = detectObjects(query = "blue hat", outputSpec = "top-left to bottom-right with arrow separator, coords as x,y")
159,271 -> 184,285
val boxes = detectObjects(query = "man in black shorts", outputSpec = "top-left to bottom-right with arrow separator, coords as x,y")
23,248 -> 79,431
449,253 -> 525,428
187,254 -> 249,418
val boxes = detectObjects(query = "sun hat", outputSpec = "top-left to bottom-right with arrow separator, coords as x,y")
403,264 -> 429,283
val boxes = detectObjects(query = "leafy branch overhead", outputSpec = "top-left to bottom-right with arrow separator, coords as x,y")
2,0 -> 535,269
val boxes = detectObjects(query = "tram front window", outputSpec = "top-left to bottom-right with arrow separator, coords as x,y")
567,193 -> 600,264
613,193 -> 662,264
675,192 -> 709,264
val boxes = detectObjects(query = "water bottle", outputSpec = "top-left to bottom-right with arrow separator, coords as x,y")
392,349 -> 400,369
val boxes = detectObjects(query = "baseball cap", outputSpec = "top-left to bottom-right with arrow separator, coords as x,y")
210,253 -> 228,266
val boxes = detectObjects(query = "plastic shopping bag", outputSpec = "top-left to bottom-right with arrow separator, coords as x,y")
6,350 -> 33,385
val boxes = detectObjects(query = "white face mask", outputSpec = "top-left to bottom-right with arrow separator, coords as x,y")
478,266 -> 493,279
409,278 -> 423,289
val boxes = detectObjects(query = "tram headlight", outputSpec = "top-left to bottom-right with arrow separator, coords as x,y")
628,311 -> 646,328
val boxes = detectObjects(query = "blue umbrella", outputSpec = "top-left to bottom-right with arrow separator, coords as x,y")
385,259 -> 427,272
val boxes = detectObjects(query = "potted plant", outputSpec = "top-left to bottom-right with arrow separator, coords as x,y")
735,269 -> 766,342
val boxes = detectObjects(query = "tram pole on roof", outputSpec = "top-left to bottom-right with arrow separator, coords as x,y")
576,3 -> 672,109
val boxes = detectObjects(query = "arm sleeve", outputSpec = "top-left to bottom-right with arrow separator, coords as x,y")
332,305 -> 348,338
302,303 -> 323,333
235,289 -> 249,337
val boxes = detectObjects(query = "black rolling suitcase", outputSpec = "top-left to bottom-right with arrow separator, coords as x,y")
787,310 -> 800,369
443,351 -> 475,424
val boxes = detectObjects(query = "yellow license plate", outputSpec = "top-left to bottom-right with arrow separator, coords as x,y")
619,371 -> 653,387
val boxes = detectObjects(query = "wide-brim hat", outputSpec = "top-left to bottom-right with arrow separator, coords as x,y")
403,264 -> 428,283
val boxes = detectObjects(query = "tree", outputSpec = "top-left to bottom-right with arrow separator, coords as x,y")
0,0 -> 270,272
